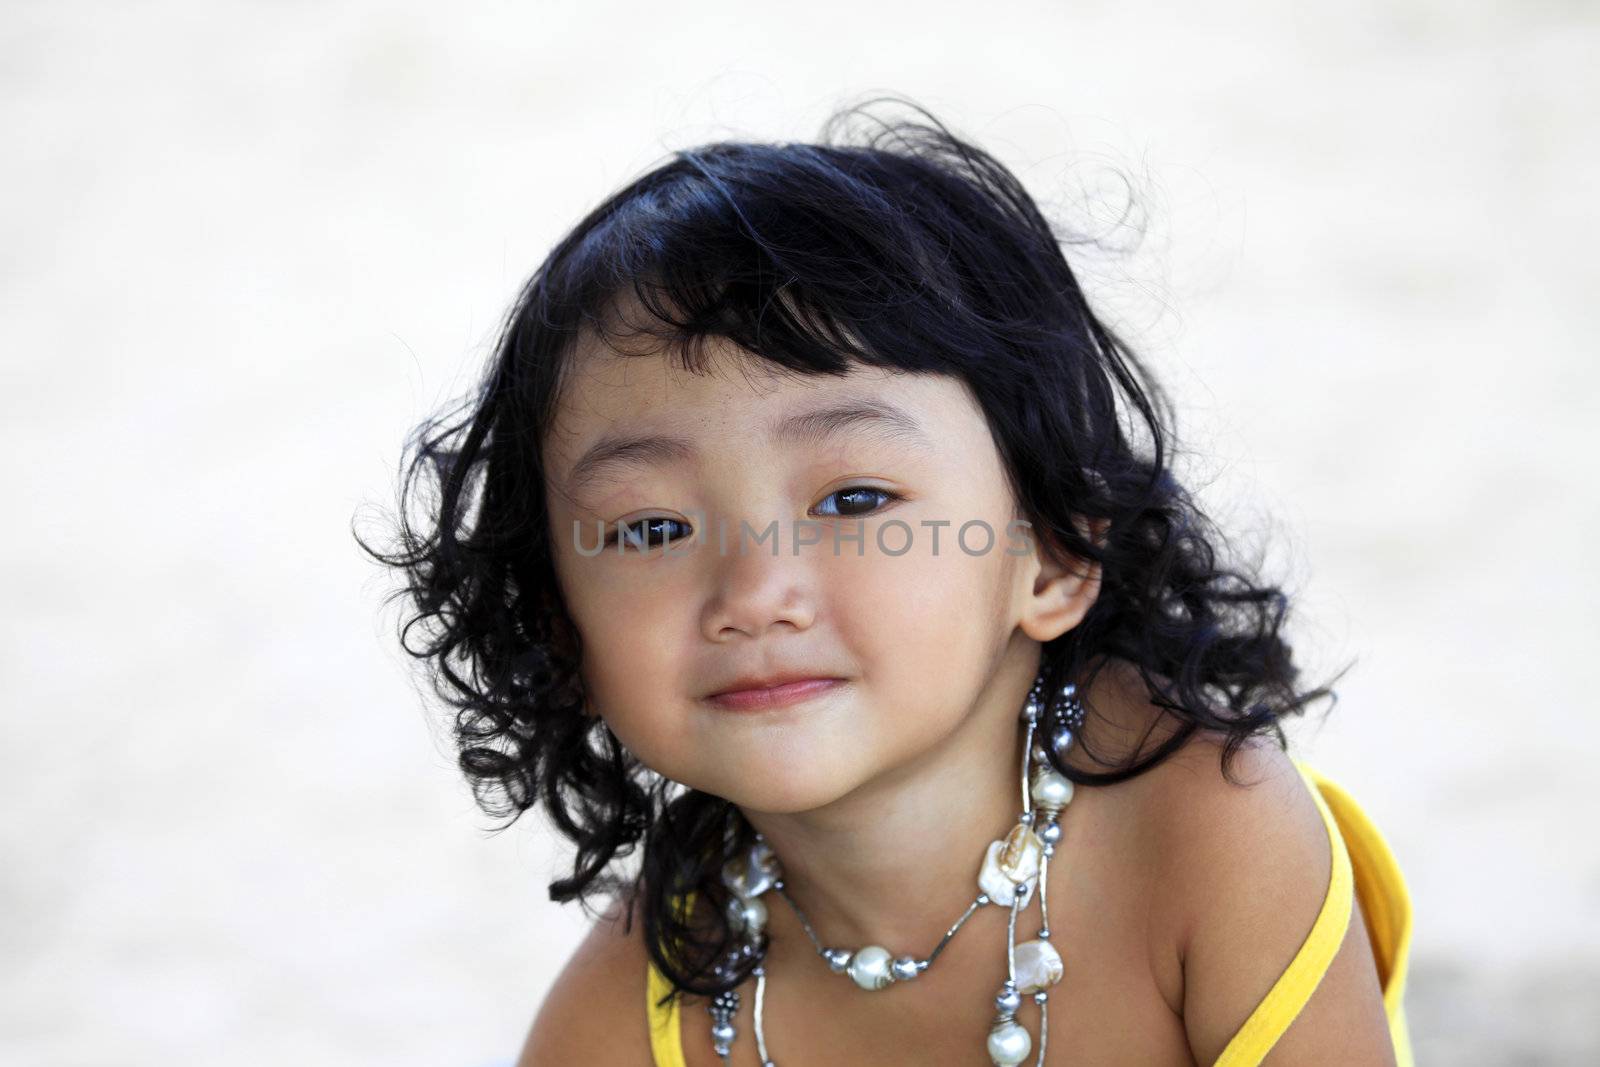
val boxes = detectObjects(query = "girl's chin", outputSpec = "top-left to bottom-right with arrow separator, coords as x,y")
700,767 -> 864,817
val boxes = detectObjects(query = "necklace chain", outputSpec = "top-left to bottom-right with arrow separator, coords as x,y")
772,878 -> 991,977
706,671 -> 1087,1066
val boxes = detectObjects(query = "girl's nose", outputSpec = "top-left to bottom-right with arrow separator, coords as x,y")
699,534 -> 819,642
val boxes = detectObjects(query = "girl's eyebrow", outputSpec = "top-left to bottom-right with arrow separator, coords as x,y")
561,398 -> 932,497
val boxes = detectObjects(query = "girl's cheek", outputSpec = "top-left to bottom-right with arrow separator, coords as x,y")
580,565 -> 699,663
827,520 -> 995,586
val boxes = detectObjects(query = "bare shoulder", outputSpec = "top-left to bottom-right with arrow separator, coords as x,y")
1137,731 -> 1322,929
1137,734 -> 1395,1065
514,894 -> 654,1066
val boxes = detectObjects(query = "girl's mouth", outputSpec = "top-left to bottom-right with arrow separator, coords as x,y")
705,678 -> 845,712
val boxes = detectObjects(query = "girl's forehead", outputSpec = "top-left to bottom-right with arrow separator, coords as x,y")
548,338 -> 971,447
542,338 -> 993,497
554,338 -> 879,416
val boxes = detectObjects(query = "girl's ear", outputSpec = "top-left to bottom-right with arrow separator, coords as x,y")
1017,515 -> 1109,644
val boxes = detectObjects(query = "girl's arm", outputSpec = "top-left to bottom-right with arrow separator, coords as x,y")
1157,739 -> 1398,1065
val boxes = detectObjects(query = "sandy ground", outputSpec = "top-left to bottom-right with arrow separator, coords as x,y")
3,1 -> 1597,1063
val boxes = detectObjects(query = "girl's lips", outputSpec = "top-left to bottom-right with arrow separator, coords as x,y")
706,678 -> 844,712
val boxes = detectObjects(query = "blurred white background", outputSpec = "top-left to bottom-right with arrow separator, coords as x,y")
4,1 -> 1596,1063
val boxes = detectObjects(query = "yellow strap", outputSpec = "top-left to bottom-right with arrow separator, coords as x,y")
645,952 -> 687,1067
1300,766 -> 1416,1067
1212,759 -> 1356,1065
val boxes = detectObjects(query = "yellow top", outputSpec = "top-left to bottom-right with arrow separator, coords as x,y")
645,758 -> 1414,1066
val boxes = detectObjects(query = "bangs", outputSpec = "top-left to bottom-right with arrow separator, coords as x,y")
526,130 -> 1058,391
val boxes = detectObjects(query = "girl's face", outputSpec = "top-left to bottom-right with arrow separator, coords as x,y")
542,335 -> 1066,814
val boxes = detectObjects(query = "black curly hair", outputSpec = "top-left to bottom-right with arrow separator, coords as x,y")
357,95 -> 1347,1014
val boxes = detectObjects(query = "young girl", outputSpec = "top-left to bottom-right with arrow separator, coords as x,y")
370,98 -> 1413,1065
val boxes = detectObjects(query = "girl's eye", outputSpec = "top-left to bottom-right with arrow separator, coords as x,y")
609,516 -> 694,550
813,486 -> 903,518
604,487 -> 903,554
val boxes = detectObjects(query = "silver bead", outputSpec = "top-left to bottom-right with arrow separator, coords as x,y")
822,947 -> 851,973
995,985 -> 1022,1015
1034,991 -> 1049,1004
721,838 -> 780,898
1038,926 -> 1051,938
1037,821 -> 1062,846
1030,743 -> 1050,765
891,955 -> 921,981
708,991 -> 739,1057
1020,699 -> 1041,723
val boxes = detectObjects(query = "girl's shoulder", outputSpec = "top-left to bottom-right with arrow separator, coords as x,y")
1123,730 -> 1397,1063
514,893 -> 654,1065
1060,665 -> 1326,882
1130,728 -> 1329,921
1064,665 -> 1332,909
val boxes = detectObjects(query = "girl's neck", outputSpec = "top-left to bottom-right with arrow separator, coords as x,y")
736,653 -> 1179,955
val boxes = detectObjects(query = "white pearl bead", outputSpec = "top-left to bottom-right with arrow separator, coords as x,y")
847,945 -> 894,990
1031,769 -> 1075,810
738,895 -> 768,935
724,893 -> 767,935
987,1019 -> 1032,1065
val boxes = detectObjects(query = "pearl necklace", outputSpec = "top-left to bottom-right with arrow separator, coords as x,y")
709,672 -> 1086,1066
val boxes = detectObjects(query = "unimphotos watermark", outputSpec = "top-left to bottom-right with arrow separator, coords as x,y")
572,511 -> 1034,558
